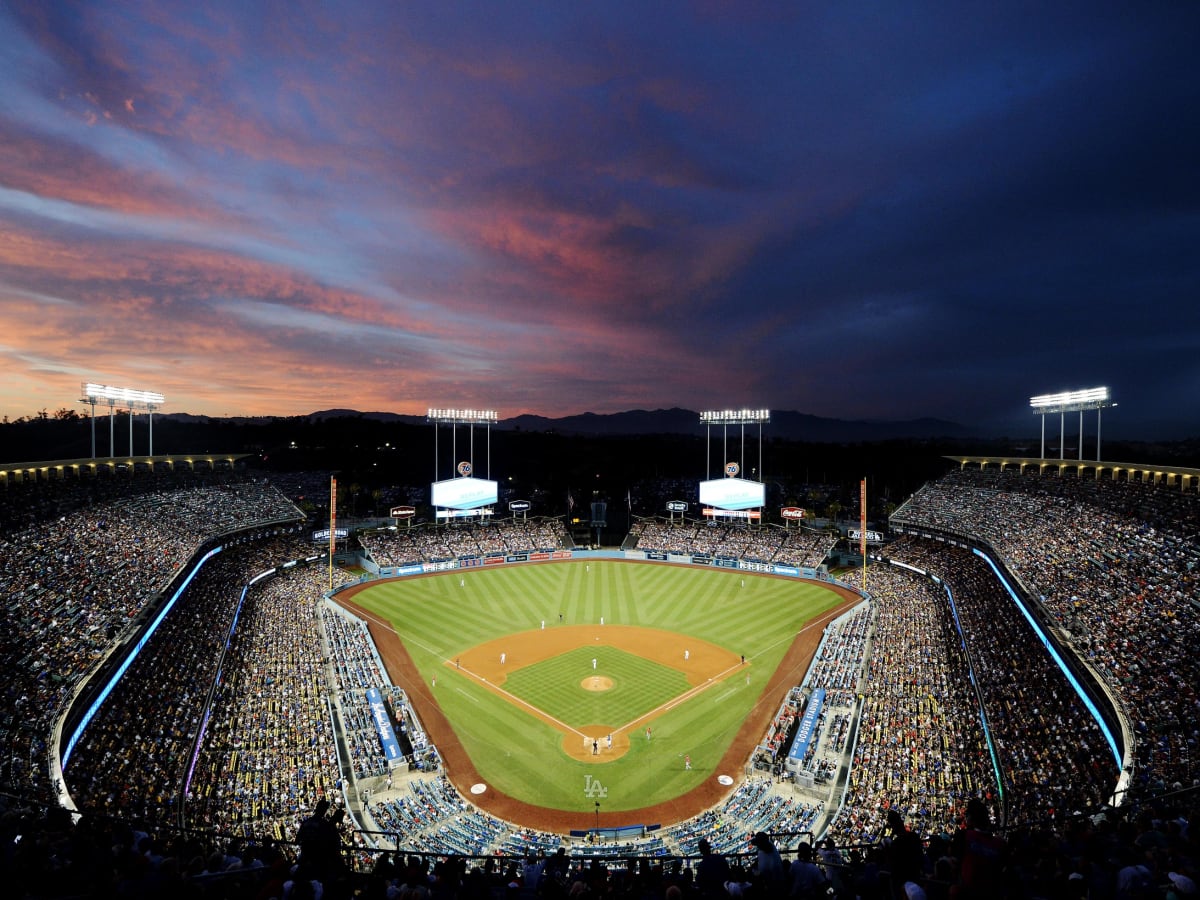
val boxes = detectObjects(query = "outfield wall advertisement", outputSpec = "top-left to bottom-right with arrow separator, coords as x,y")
356,547 -> 844,590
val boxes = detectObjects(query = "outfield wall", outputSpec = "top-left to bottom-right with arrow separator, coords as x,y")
356,546 -> 851,591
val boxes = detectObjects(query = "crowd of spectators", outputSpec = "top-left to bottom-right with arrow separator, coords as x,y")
7,460 -> 1200,899
757,688 -> 804,769
186,562 -> 355,842
63,534 -> 313,823
365,771 -> 824,865
0,472 -> 302,802
323,605 -> 434,779
661,777 -> 822,856
892,467 -> 1200,796
360,519 -> 568,568
786,608 -> 872,788
4,779 -> 1200,900
885,537 -> 1118,826
806,607 -> 870,695
629,519 -> 835,569
370,776 -> 507,855
826,565 -> 994,848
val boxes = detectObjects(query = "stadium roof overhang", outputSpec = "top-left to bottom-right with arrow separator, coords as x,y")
944,455 -> 1200,488
0,453 -> 252,482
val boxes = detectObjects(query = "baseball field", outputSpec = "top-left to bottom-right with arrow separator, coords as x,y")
336,559 -> 858,832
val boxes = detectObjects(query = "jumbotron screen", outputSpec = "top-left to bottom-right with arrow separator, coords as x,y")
431,476 -> 499,510
698,477 -> 765,510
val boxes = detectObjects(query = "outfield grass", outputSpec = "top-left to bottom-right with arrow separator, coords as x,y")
353,560 -> 843,814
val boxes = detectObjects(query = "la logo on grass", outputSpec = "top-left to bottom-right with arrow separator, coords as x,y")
583,774 -> 608,798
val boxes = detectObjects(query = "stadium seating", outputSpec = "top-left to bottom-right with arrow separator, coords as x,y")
2,464 -> 1198,899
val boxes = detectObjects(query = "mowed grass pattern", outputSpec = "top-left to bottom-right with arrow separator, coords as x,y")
352,560 -> 844,815
503,647 -> 689,727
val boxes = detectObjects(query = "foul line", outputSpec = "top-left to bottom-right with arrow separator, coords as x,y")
618,661 -> 740,733
455,665 -> 590,740
349,605 -> 587,738
345,603 -> 587,737
618,612 -> 842,734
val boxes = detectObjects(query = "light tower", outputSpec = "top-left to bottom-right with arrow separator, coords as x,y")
1029,387 -> 1114,461
697,409 -> 770,525
80,383 -> 165,460
427,408 -> 501,525
427,407 -> 500,481
699,409 -> 771,482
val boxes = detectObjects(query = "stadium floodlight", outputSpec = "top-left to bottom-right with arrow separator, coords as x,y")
699,407 -> 770,490
83,383 -> 165,406
428,405 -> 500,487
1029,387 -> 1110,414
80,382 -> 165,459
1029,386 -> 1113,461
427,408 -> 499,424
699,409 -> 771,425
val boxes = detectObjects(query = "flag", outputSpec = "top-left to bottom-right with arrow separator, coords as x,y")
626,489 -> 632,509
567,491 -> 575,511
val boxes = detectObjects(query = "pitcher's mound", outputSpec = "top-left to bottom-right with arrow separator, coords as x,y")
581,675 -> 613,692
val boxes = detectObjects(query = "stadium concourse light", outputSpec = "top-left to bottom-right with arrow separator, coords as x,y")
80,382 -> 165,460
1030,387 -> 1114,461
427,406 -> 499,483
699,408 -> 771,483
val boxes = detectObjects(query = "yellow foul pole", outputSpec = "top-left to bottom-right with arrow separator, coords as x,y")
860,478 -> 867,593
329,476 -> 337,591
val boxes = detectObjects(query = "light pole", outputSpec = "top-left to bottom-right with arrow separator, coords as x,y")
700,408 -> 770,482
1030,387 -> 1113,462
81,383 -> 165,459
427,407 -> 500,525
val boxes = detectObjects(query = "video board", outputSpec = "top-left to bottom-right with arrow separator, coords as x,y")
431,476 -> 498,510
698,477 -> 765,511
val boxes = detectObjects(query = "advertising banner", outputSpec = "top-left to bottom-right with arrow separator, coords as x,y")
366,687 -> 403,764
786,687 -> 826,772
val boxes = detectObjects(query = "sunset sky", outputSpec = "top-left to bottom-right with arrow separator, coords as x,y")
1,2 -> 1197,437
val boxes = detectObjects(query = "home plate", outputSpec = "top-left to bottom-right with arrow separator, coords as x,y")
471,783 -> 487,795
717,775 -> 733,786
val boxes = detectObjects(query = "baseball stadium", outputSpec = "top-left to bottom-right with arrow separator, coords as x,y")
1,410 -> 1198,900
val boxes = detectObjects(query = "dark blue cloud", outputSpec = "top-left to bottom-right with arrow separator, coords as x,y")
0,1 -> 1197,436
